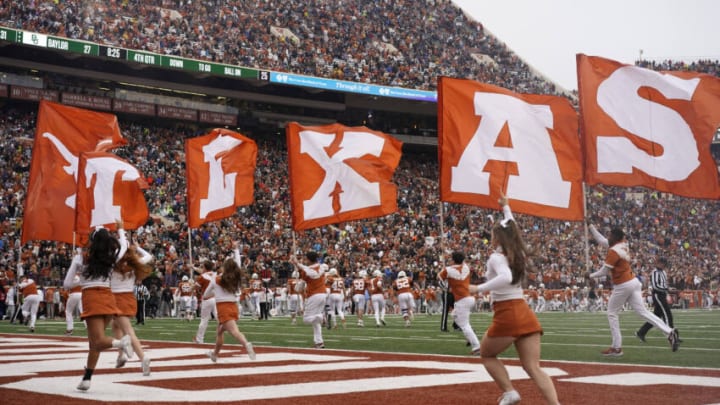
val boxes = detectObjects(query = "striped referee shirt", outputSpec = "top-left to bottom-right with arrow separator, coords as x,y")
134,284 -> 149,300
650,267 -> 668,293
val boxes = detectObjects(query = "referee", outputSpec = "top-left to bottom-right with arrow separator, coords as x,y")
134,280 -> 150,326
636,257 -> 678,342
440,285 -> 455,332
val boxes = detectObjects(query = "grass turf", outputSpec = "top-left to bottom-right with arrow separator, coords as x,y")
2,308 -> 718,369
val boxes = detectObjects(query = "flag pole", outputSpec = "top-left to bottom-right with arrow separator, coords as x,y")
438,197 -> 450,332
187,225 -> 193,267
438,199 -> 445,264
582,183 -> 590,273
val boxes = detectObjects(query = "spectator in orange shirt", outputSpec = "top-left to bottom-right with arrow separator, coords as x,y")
417,269 -> 427,289
44,286 -> 56,319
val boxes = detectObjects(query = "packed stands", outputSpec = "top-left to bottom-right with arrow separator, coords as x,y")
0,2 -> 717,309
0,0 -> 564,95
0,102 -> 717,301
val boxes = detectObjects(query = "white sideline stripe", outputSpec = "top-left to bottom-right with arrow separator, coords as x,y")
1,351 -> 87,361
0,348 -> 362,377
560,372 -> 720,387
3,336 -> 719,403
0,336 -> 569,402
0,341 -> 88,354
545,342 -> 719,352
2,359 -> 567,402
0,338 -> 71,347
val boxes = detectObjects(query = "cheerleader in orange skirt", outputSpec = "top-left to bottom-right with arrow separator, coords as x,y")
111,242 -> 154,375
63,227 -> 133,391
471,196 -> 559,405
203,243 -> 255,362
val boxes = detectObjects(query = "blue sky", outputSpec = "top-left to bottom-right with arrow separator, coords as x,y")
453,0 -> 720,91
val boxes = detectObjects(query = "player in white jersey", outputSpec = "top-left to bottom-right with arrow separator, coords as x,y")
286,271 -> 304,325
326,268 -> 346,329
175,276 -> 195,321
369,270 -> 387,327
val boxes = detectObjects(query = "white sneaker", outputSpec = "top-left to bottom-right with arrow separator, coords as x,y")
141,356 -> 151,376
206,350 -> 217,363
115,352 -> 127,368
498,390 -> 521,405
76,379 -> 91,391
119,334 -> 133,359
246,343 -> 256,360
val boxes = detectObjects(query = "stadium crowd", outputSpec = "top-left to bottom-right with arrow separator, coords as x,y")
0,1 -> 718,319
636,59 -> 720,76
0,102 -> 718,312
0,0 -> 563,95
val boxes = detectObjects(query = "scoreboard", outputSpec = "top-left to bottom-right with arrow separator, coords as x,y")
0,26 -> 435,101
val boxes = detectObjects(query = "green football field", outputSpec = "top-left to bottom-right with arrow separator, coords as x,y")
2,309 -> 718,369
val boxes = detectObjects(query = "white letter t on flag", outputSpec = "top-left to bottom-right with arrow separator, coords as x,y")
84,157 -> 142,227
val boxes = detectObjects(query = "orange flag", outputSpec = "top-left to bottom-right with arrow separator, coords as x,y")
578,54 -> 720,199
185,128 -> 257,228
22,100 -> 127,244
438,77 -> 584,221
286,122 -> 402,231
75,151 -> 149,244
